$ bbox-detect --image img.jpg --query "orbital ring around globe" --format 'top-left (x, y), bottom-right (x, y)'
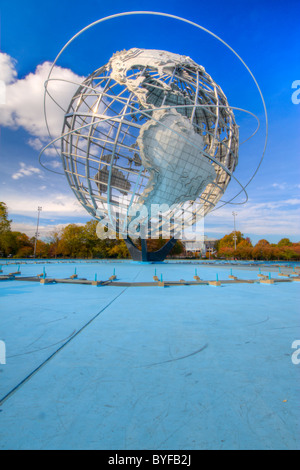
top-left (40, 103), bottom-right (259, 195)
top-left (39, 11), bottom-right (268, 234)
top-left (42, 77), bottom-right (261, 149)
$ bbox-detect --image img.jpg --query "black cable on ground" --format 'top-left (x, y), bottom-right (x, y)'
top-left (0, 286), bottom-right (128, 407)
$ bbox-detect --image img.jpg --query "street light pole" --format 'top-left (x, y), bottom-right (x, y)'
top-left (34, 207), bottom-right (42, 259)
top-left (232, 211), bottom-right (238, 250)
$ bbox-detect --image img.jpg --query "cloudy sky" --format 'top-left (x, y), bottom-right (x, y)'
top-left (0, 0), bottom-right (299, 244)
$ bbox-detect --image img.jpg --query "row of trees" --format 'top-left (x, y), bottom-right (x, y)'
top-left (0, 202), bottom-right (184, 259)
top-left (1, 202), bottom-right (299, 260)
top-left (214, 231), bottom-right (300, 261)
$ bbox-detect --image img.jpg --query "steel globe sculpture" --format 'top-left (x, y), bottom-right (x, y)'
top-left (59, 48), bottom-right (239, 260)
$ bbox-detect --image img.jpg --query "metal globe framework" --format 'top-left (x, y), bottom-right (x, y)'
top-left (61, 49), bottom-right (239, 237)
top-left (39, 12), bottom-right (268, 261)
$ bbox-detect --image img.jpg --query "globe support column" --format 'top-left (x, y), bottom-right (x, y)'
top-left (124, 237), bottom-right (177, 262)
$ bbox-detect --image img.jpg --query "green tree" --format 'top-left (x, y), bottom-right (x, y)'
top-left (84, 220), bottom-right (121, 258)
top-left (108, 240), bottom-right (130, 259)
top-left (0, 202), bottom-right (11, 234)
top-left (0, 231), bottom-right (33, 258)
top-left (218, 231), bottom-right (245, 250)
top-left (0, 231), bottom-right (17, 257)
top-left (0, 202), bottom-right (12, 256)
top-left (57, 224), bottom-right (87, 258)
top-left (277, 238), bottom-right (293, 247)
top-left (278, 246), bottom-right (297, 260)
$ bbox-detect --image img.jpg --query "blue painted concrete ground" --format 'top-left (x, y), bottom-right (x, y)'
top-left (0, 261), bottom-right (299, 450)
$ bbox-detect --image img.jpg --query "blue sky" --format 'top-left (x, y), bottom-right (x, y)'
top-left (0, 0), bottom-right (299, 244)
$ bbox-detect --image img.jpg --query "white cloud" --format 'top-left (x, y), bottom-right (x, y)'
top-left (272, 182), bottom-right (287, 190)
top-left (5, 192), bottom-right (88, 218)
top-left (0, 53), bottom-right (17, 84)
top-left (205, 198), bottom-right (300, 238)
top-left (27, 137), bottom-right (57, 156)
top-left (282, 198), bottom-right (300, 205)
top-left (48, 160), bottom-right (62, 169)
top-left (12, 162), bottom-right (43, 180)
top-left (0, 81), bottom-right (5, 105)
top-left (257, 182), bottom-right (300, 193)
top-left (0, 53), bottom-right (85, 147)
top-left (10, 222), bottom-right (85, 238)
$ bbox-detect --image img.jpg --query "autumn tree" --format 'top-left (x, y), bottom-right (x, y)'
top-left (47, 230), bottom-right (61, 259)
top-left (252, 239), bottom-right (276, 260)
top-left (0, 202), bottom-right (11, 234)
top-left (217, 246), bottom-right (235, 259)
top-left (292, 244), bottom-right (300, 260)
top-left (217, 231), bottom-right (245, 250)
top-left (108, 239), bottom-right (130, 258)
top-left (235, 239), bottom-right (253, 260)
top-left (0, 202), bottom-right (12, 256)
top-left (278, 245), bottom-right (297, 260)
top-left (0, 231), bottom-right (17, 257)
top-left (57, 224), bottom-right (87, 258)
top-left (83, 220), bottom-right (112, 258)
top-left (277, 238), bottom-right (293, 247)
top-left (0, 231), bottom-right (34, 258)
top-left (33, 239), bottom-right (49, 258)
top-left (216, 231), bottom-right (248, 258)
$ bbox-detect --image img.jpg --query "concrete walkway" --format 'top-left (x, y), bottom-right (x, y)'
top-left (0, 261), bottom-right (299, 449)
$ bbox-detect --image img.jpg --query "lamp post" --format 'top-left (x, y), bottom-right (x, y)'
top-left (232, 211), bottom-right (238, 250)
top-left (208, 247), bottom-right (214, 260)
top-left (34, 207), bottom-right (42, 258)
